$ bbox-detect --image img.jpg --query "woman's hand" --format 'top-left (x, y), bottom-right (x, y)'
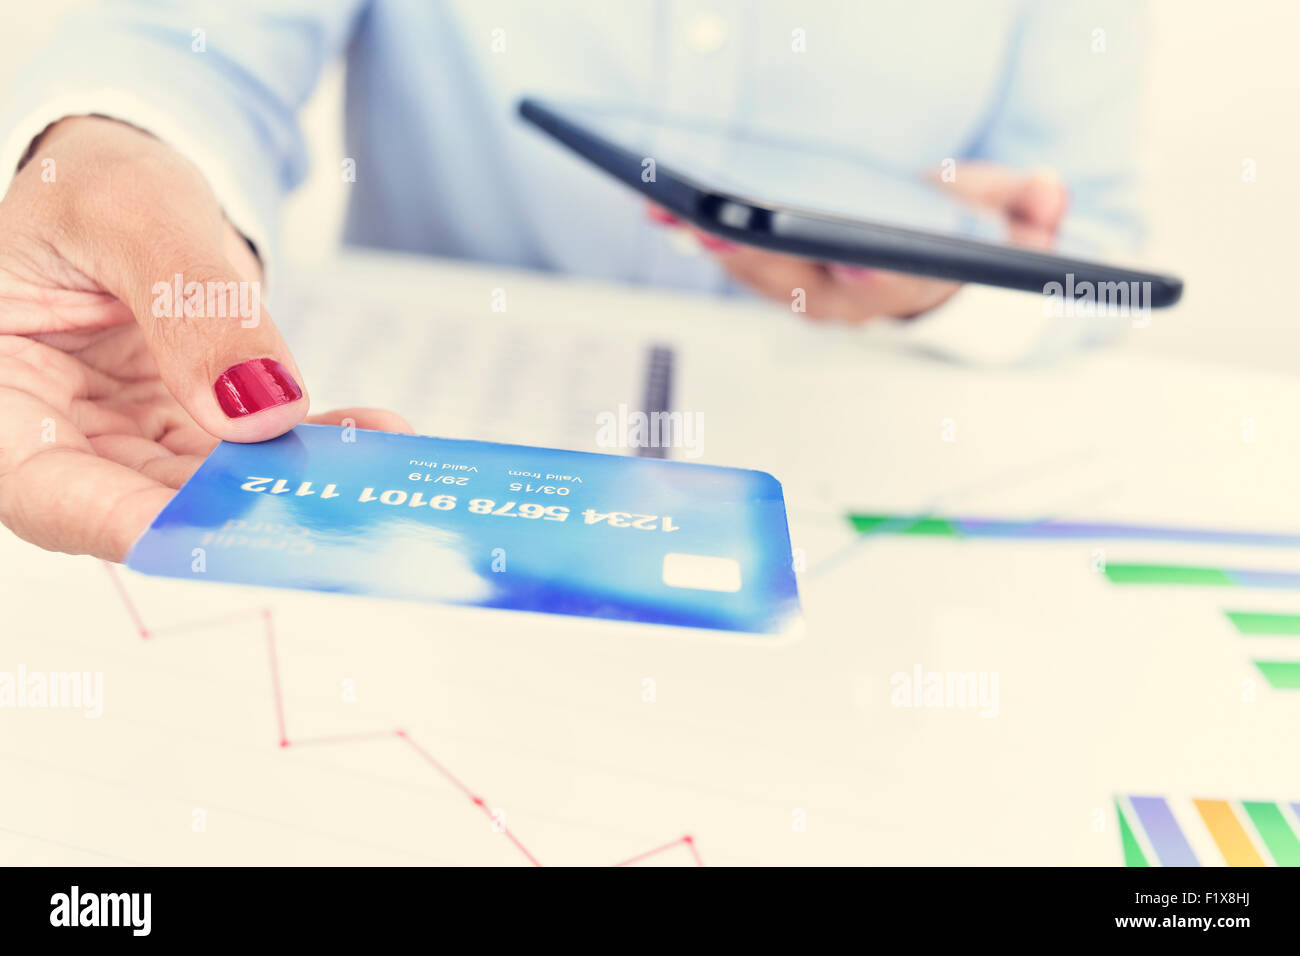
top-left (0, 116), bottom-right (410, 561)
top-left (653, 162), bottom-right (1068, 322)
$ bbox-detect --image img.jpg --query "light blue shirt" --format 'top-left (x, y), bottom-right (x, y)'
top-left (4, 0), bottom-right (1144, 304)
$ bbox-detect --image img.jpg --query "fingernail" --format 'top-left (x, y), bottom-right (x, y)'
top-left (214, 358), bottom-right (302, 418)
top-left (646, 205), bottom-right (681, 225)
top-left (697, 233), bottom-right (738, 252)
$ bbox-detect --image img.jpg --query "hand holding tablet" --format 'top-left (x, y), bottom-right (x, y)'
top-left (519, 97), bottom-right (1182, 312)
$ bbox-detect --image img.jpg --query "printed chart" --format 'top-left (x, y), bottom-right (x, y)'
top-left (1117, 795), bottom-right (1300, 867)
top-left (843, 511), bottom-right (1300, 693)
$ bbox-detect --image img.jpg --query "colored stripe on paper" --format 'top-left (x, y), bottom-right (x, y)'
top-left (1254, 661), bottom-right (1300, 690)
top-left (1243, 802), bottom-right (1300, 866)
top-left (848, 514), bottom-right (958, 536)
top-left (846, 513), bottom-right (1300, 547)
top-left (1193, 800), bottom-right (1265, 867)
top-left (1121, 795), bottom-right (1300, 867)
top-left (1104, 564), bottom-right (1232, 586)
top-left (1104, 564), bottom-right (1300, 589)
top-left (1116, 800), bottom-right (1149, 867)
top-left (1226, 611), bottom-right (1300, 635)
top-left (1129, 796), bottom-right (1199, 867)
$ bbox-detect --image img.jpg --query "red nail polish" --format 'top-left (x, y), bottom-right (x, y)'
top-left (698, 234), bottom-right (738, 252)
top-left (214, 358), bottom-right (302, 418)
top-left (646, 206), bottom-right (681, 225)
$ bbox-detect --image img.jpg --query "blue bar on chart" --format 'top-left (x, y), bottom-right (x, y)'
top-left (1128, 796), bottom-right (1200, 866)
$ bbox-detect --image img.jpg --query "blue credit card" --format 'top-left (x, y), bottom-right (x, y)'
top-left (127, 425), bottom-right (801, 634)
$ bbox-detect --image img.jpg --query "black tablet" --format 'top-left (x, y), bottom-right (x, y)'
top-left (518, 97), bottom-right (1182, 308)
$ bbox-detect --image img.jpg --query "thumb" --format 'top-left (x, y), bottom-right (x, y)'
top-left (121, 244), bottom-right (309, 444)
top-left (16, 116), bottom-right (309, 443)
top-left (1003, 170), bottom-right (1068, 249)
top-left (938, 162), bottom-right (1069, 230)
top-left (1007, 168), bottom-right (1068, 231)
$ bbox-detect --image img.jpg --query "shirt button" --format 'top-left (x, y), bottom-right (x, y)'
top-left (687, 14), bottom-right (727, 53)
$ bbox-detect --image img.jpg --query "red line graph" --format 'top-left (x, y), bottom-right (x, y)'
top-left (102, 563), bottom-right (703, 867)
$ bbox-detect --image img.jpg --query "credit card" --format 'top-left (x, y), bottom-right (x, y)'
top-left (127, 425), bottom-right (801, 634)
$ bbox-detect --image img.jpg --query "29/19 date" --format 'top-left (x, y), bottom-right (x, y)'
top-left (354, 490), bottom-right (678, 531)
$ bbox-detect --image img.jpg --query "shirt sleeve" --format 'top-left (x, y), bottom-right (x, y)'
top-left (0, 0), bottom-right (367, 292)
top-left (890, 0), bottom-right (1150, 365)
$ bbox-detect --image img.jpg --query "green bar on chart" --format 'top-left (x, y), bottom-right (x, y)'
top-left (1104, 564), bottom-right (1233, 586)
top-left (1241, 802), bottom-right (1300, 866)
top-left (1225, 611), bottom-right (1300, 635)
top-left (1254, 661), bottom-right (1300, 690)
top-left (848, 514), bottom-right (959, 536)
top-left (1116, 801), bottom-right (1149, 867)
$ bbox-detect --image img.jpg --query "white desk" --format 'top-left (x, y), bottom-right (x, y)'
top-left (2, 252), bottom-right (1297, 865)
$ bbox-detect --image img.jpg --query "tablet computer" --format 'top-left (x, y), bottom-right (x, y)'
top-left (518, 97), bottom-right (1182, 308)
